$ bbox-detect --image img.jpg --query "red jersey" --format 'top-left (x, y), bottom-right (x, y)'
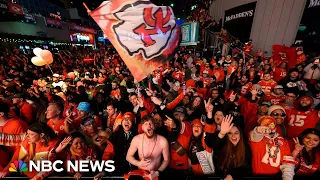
top-left (47, 119), bottom-right (66, 138)
top-left (273, 68), bottom-right (287, 82)
top-left (250, 136), bottom-right (294, 175)
top-left (243, 43), bottom-right (253, 55)
top-left (240, 82), bottom-right (253, 96)
top-left (169, 121), bottom-right (192, 170)
top-left (172, 71), bottom-right (183, 81)
top-left (264, 93), bottom-right (286, 105)
top-left (295, 151), bottom-right (320, 175)
top-left (285, 109), bottom-right (320, 139)
top-left (258, 80), bottom-right (277, 96)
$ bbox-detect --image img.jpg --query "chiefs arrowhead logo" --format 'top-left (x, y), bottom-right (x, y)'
top-left (112, 1), bottom-right (177, 60)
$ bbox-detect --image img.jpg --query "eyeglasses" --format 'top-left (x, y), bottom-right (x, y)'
top-left (271, 112), bottom-right (286, 117)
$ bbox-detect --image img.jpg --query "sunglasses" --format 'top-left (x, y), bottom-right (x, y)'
top-left (271, 112), bottom-right (286, 117)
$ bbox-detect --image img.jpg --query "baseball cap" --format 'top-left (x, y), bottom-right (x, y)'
top-left (12, 93), bottom-right (24, 99)
top-left (77, 102), bottom-right (91, 113)
top-left (123, 112), bottom-right (135, 123)
top-left (274, 85), bottom-right (283, 89)
top-left (53, 74), bottom-right (60, 78)
top-left (174, 107), bottom-right (186, 115)
top-left (261, 101), bottom-right (272, 107)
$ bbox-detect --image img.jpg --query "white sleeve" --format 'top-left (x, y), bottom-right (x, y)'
top-left (249, 127), bottom-right (264, 142)
top-left (280, 163), bottom-right (295, 180)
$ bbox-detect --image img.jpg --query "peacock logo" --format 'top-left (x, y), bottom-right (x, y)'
top-left (9, 160), bottom-right (28, 172)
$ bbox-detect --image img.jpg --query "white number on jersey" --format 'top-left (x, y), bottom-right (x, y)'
top-left (288, 115), bottom-right (306, 127)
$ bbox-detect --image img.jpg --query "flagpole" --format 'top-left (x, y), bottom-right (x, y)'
top-left (47, 64), bottom-right (54, 74)
top-left (83, 2), bottom-right (91, 12)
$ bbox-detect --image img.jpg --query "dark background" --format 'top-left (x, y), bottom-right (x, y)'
top-left (296, 0), bottom-right (320, 53)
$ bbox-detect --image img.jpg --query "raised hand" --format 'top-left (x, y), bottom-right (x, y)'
top-left (164, 115), bottom-right (176, 128)
top-left (293, 137), bottom-right (304, 152)
top-left (229, 92), bottom-right (237, 102)
top-left (151, 97), bottom-right (162, 106)
top-left (250, 86), bottom-right (258, 96)
top-left (56, 136), bottom-right (72, 153)
top-left (256, 126), bottom-right (271, 135)
top-left (204, 98), bottom-right (213, 113)
top-left (137, 97), bottom-right (144, 107)
top-left (220, 115), bottom-right (234, 135)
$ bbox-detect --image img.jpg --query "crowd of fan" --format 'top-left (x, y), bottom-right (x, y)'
top-left (0, 40), bottom-right (319, 180)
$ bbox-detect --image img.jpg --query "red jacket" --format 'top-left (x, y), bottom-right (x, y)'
top-left (169, 121), bottom-right (192, 170)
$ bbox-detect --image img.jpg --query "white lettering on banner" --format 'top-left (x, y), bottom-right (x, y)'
top-left (29, 160), bottom-right (115, 173)
top-left (309, 0), bottom-right (320, 8)
top-left (225, 10), bottom-right (254, 22)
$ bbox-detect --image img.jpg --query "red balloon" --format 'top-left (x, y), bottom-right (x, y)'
top-left (67, 72), bottom-right (76, 80)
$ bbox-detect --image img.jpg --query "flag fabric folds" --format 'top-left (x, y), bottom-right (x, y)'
top-left (88, 0), bottom-right (181, 82)
top-left (272, 45), bottom-right (297, 68)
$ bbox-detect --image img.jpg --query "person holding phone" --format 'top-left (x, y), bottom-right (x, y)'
top-left (303, 58), bottom-right (320, 95)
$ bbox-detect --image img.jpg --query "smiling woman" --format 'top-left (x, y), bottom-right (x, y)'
top-left (205, 115), bottom-right (252, 179)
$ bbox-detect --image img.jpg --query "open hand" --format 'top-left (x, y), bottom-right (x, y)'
top-left (220, 115), bottom-right (234, 135)
top-left (229, 91), bottom-right (237, 102)
top-left (56, 136), bottom-right (72, 153)
top-left (250, 86), bottom-right (258, 96)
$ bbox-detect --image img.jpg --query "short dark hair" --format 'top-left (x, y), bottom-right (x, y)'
top-left (107, 101), bottom-right (118, 110)
top-left (140, 115), bottom-right (154, 125)
top-left (129, 92), bottom-right (137, 98)
top-left (0, 100), bottom-right (10, 116)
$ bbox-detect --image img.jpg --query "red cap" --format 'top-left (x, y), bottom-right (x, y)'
top-left (191, 119), bottom-right (203, 126)
top-left (123, 112), bottom-right (135, 123)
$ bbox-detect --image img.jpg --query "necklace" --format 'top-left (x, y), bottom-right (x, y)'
top-left (266, 138), bottom-right (280, 159)
top-left (142, 134), bottom-right (157, 160)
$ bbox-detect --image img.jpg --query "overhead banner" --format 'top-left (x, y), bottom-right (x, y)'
top-left (69, 23), bottom-right (97, 34)
top-left (45, 17), bottom-right (62, 28)
top-left (180, 22), bottom-right (199, 46)
top-left (224, 2), bottom-right (256, 42)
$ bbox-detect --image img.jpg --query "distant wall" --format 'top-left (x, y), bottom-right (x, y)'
top-left (209, 0), bottom-right (307, 55)
top-left (0, 16), bottom-right (70, 41)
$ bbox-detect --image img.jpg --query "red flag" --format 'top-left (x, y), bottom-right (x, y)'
top-left (8, 3), bottom-right (24, 15)
top-left (88, 0), bottom-right (180, 82)
top-left (272, 45), bottom-right (297, 68)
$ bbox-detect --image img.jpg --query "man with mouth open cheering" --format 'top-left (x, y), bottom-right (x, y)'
top-left (126, 115), bottom-right (170, 180)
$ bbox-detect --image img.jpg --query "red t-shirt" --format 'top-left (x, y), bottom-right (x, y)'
top-left (47, 119), bottom-right (66, 138)
top-left (273, 68), bottom-right (287, 82)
